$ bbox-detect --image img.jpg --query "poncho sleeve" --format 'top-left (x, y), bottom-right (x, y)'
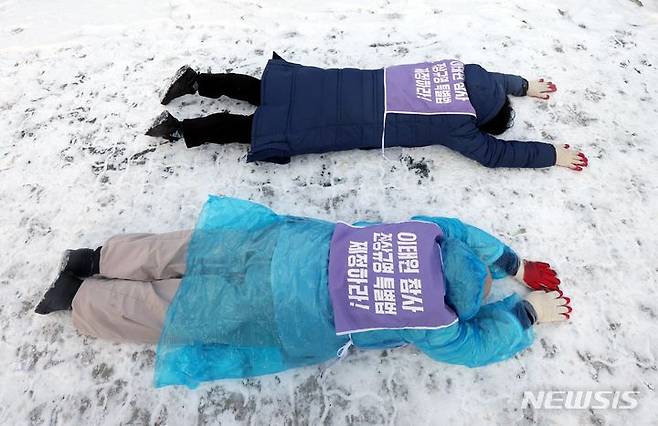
top-left (410, 293), bottom-right (534, 367)
top-left (411, 216), bottom-right (516, 278)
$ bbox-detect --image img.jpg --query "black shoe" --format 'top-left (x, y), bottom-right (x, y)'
top-left (60, 248), bottom-right (100, 278)
top-left (160, 65), bottom-right (198, 105)
top-left (34, 272), bottom-right (83, 315)
top-left (145, 111), bottom-right (182, 141)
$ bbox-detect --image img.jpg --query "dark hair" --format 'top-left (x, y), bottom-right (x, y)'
top-left (479, 96), bottom-right (514, 135)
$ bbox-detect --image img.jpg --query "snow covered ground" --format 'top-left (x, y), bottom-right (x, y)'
top-left (1, 0), bottom-right (657, 424)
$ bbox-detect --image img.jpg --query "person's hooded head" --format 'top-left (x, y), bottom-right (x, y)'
top-left (466, 65), bottom-right (515, 136)
top-left (441, 238), bottom-right (492, 320)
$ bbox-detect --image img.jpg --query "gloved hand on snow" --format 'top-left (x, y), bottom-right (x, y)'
top-left (527, 78), bottom-right (557, 99)
top-left (525, 290), bottom-right (572, 323)
top-left (554, 144), bottom-right (588, 171)
top-left (515, 260), bottom-right (561, 290)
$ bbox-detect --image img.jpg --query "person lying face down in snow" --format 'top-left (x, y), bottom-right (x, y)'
top-left (146, 53), bottom-right (588, 170)
top-left (35, 196), bottom-right (572, 388)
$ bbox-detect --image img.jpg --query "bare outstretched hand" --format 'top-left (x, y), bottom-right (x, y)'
top-left (554, 144), bottom-right (588, 171)
top-left (527, 78), bottom-right (557, 99)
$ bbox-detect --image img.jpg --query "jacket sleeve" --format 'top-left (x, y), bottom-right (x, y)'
top-left (445, 123), bottom-right (557, 168)
top-left (410, 294), bottom-right (534, 367)
top-left (489, 72), bottom-right (528, 97)
top-left (410, 216), bottom-right (517, 278)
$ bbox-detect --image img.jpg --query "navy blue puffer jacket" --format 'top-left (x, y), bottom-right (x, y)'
top-left (249, 56), bottom-right (556, 168)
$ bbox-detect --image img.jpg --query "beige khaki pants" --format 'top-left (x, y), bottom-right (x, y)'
top-left (71, 231), bottom-right (192, 344)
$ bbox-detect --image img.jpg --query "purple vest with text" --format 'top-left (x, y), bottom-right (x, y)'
top-left (328, 221), bottom-right (458, 335)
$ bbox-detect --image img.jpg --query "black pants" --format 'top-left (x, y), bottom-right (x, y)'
top-left (181, 73), bottom-right (260, 148)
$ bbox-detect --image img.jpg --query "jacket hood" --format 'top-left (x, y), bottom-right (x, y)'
top-left (465, 64), bottom-right (506, 126)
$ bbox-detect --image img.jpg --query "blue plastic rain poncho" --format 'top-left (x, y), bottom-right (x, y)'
top-left (155, 197), bottom-right (534, 388)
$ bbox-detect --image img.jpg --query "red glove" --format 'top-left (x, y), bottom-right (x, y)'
top-left (517, 260), bottom-right (561, 291)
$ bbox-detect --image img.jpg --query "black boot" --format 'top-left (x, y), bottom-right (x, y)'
top-left (145, 111), bottom-right (183, 141)
top-left (34, 272), bottom-right (83, 314)
top-left (60, 248), bottom-right (101, 278)
top-left (160, 65), bottom-right (198, 105)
